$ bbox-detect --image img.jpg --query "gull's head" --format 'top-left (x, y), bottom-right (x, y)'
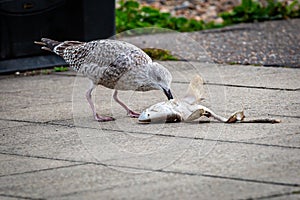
top-left (147, 62), bottom-right (173, 100)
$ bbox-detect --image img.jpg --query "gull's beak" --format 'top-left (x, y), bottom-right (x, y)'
top-left (163, 88), bottom-right (173, 100)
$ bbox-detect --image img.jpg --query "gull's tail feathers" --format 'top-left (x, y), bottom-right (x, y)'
top-left (34, 38), bottom-right (83, 57)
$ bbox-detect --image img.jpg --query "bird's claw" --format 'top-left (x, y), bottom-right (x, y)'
top-left (127, 110), bottom-right (140, 118)
top-left (94, 113), bottom-right (115, 122)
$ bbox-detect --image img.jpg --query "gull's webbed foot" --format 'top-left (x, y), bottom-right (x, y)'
top-left (94, 113), bottom-right (115, 122)
top-left (127, 110), bottom-right (140, 118)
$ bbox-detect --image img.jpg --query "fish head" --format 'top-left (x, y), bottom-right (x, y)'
top-left (138, 100), bottom-right (182, 123)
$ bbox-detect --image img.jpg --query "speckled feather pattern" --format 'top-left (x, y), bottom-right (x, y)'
top-left (54, 39), bottom-right (153, 89)
top-left (37, 38), bottom-right (173, 120)
top-left (55, 41), bottom-right (98, 72)
top-left (39, 38), bottom-right (172, 94)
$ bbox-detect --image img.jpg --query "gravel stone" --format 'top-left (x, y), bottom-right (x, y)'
top-left (188, 19), bottom-right (300, 67)
top-left (132, 0), bottom-right (295, 23)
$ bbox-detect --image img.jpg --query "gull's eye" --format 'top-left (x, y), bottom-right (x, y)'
top-left (147, 113), bottom-right (150, 117)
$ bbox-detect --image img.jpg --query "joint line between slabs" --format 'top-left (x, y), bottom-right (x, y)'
top-left (1, 118), bottom-right (299, 150)
top-left (0, 193), bottom-right (44, 200)
top-left (0, 163), bottom-right (87, 178)
top-left (238, 190), bottom-right (300, 200)
top-left (0, 152), bottom-right (84, 164)
top-left (1, 152), bottom-right (299, 188)
top-left (173, 81), bottom-right (299, 91)
top-left (0, 118), bottom-right (74, 128)
top-left (47, 120), bottom-right (300, 150)
top-left (156, 169), bottom-right (300, 188)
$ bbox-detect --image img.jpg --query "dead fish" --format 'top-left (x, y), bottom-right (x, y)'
top-left (138, 75), bottom-right (280, 124)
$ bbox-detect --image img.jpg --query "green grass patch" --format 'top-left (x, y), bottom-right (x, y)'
top-left (142, 48), bottom-right (178, 61)
top-left (14, 66), bottom-right (69, 76)
top-left (116, 0), bottom-right (223, 33)
top-left (116, 0), bottom-right (300, 33)
top-left (53, 66), bottom-right (69, 72)
top-left (220, 0), bottom-right (300, 25)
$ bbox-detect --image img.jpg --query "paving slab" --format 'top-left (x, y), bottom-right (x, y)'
top-left (0, 163), bottom-right (296, 200)
top-left (0, 124), bottom-right (96, 162)
top-left (160, 61), bottom-right (300, 90)
top-left (0, 74), bottom-right (74, 97)
top-left (0, 164), bottom-right (167, 199)
top-left (269, 193), bottom-right (300, 200)
top-left (74, 117), bottom-right (299, 149)
top-left (251, 133), bottom-right (300, 148)
top-left (0, 120), bottom-right (29, 130)
top-left (164, 141), bottom-right (300, 185)
top-left (0, 154), bottom-right (76, 177)
top-left (0, 74), bottom-right (75, 122)
top-left (70, 80), bottom-right (299, 152)
top-left (51, 173), bottom-right (296, 200)
top-left (75, 126), bottom-right (300, 184)
top-left (0, 56), bottom-right (299, 199)
top-left (0, 196), bottom-right (20, 200)
top-left (0, 102), bottom-right (74, 123)
top-left (121, 19), bottom-right (300, 67)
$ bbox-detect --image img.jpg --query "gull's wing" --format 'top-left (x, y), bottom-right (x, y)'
top-left (102, 49), bottom-right (151, 82)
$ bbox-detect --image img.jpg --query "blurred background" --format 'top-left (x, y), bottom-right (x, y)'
top-left (0, 0), bottom-right (115, 73)
top-left (0, 0), bottom-right (299, 73)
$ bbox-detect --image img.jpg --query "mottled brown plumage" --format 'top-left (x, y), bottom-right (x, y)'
top-left (36, 38), bottom-right (173, 121)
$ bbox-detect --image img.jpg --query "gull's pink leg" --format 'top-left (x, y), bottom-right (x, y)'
top-left (113, 90), bottom-right (140, 118)
top-left (86, 83), bottom-right (114, 122)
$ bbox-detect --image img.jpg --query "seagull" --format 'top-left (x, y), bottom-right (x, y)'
top-left (35, 38), bottom-right (173, 122)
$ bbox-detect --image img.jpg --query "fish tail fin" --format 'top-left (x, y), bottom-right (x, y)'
top-left (183, 75), bottom-right (205, 104)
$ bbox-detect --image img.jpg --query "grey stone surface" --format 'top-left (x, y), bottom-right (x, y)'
top-left (0, 196), bottom-right (20, 200)
top-left (52, 174), bottom-right (295, 200)
top-left (0, 124), bottom-right (96, 162)
top-left (269, 194), bottom-right (300, 200)
top-left (0, 163), bottom-right (295, 200)
top-left (0, 154), bottom-right (76, 177)
top-left (0, 74), bottom-right (75, 122)
top-left (160, 61), bottom-right (300, 90)
top-left (166, 142), bottom-right (300, 184)
top-left (121, 19), bottom-right (300, 67)
top-left (0, 120), bottom-right (28, 130)
top-left (0, 52), bottom-right (299, 199)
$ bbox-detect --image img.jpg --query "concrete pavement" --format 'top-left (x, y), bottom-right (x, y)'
top-left (0, 60), bottom-right (299, 199)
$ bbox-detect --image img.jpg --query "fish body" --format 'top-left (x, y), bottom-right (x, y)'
top-left (138, 99), bottom-right (244, 123)
top-left (138, 75), bottom-right (245, 123)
